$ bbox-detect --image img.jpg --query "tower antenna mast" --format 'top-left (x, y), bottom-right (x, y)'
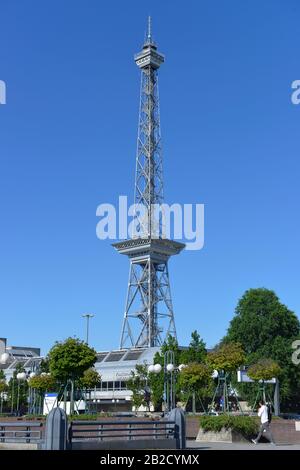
top-left (113, 18), bottom-right (185, 349)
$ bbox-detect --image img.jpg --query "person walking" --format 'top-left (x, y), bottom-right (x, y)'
top-left (252, 400), bottom-right (276, 445)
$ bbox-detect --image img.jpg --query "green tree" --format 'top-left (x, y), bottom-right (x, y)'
top-left (178, 362), bottom-right (213, 412)
top-left (127, 364), bottom-right (148, 411)
top-left (0, 375), bottom-right (8, 396)
top-left (28, 374), bottom-right (57, 415)
top-left (179, 363), bottom-right (213, 394)
top-left (39, 358), bottom-right (50, 373)
top-left (28, 374), bottom-right (57, 393)
top-left (148, 364), bottom-right (164, 411)
top-left (47, 337), bottom-right (97, 414)
top-left (247, 359), bottom-right (281, 406)
top-left (223, 288), bottom-right (300, 410)
top-left (0, 380), bottom-right (7, 394)
top-left (180, 331), bottom-right (207, 364)
top-left (207, 342), bottom-right (245, 373)
top-left (247, 359), bottom-right (281, 382)
top-left (80, 368), bottom-right (101, 389)
top-left (48, 337), bottom-right (97, 383)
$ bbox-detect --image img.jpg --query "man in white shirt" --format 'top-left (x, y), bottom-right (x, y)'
top-left (252, 400), bottom-right (276, 445)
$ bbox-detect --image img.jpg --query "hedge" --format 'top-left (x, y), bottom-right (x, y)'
top-left (199, 415), bottom-right (259, 439)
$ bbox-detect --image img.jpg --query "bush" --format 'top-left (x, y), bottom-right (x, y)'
top-left (199, 415), bottom-right (259, 439)
top-left (68, 412), bottom-right (113, 420)
top-left (24, 414), bottom-right (45, 420)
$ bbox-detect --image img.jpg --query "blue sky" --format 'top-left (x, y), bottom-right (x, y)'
top-left (0, 0), bottom-right (299, 355)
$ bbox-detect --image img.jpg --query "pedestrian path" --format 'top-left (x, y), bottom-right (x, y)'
top-left (187, 440), bottom-right (300, 450)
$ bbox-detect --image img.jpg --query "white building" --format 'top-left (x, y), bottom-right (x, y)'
top-left (91, 347), bottom-right (160, 412)
top-left (1, 338), bottom-right (161, 412)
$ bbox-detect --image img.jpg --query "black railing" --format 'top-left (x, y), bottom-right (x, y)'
top-left (69, 420), bottom-right (176, 443)
top-left (0, 421), bottom-right (43, 443)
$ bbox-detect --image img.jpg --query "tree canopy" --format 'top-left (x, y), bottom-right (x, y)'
top-left (225, 288), bottom-right (299, 354)
top-left (80, 368), bottom-right (101, 389)
top-left (178, 362), bottom-right (213, 397)
top-left (142, 333), bottom-right (208, 410)
top-left (28, 374), bottom-right (56, 393)
top-left (48, 337), bottom-right (97, 383)
top-left (207, 342), bottom-right (245, 373)
top-left (223, 288), bottom-right (300, 409)
top-left (180, 330), bottom-right (207, 364)
top-left (127, 364), bottom-right (148, 410)
top-left (247, 359), bottom-right (281, 382)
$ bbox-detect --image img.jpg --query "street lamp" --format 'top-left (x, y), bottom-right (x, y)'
top-left (0, 352), bottom-right (10, 364)
top-left (82, 313), bottom-right (95, 344)
top-left (148, 353), bottom-right (186, 414)
top-left (148, 364), bottom-right (162, 374)
top-left (16, 372), bottom-right (27, 416)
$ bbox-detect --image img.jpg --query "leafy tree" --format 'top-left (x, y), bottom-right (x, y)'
top-left (39, 358), bottom-right (50, 373)
top-left (179, 362), bottom-right (213, 395)
top-left (27, 374), bottom-right (57, 415)
top-left (161, 335), bottom-right (182, 363)
top-left (247, 359), bottom-right (281, 382)
top-left (178, 362), bottom-right (213, 412)
top-left (48, 337), bottom-right (97, 383)
top-left (223, 288), bottom-right (300, 410)
top-left (207, 342), bottom-right (245, 373)
top-left (80, 368), bottom-right (101, 389)
top-left (180, 331), bottom-right (207, 364)
top-left (47, 337), bottom-right (97, 415)
top-left (0, 370), bottom-right (7, 395)
top-left (225, 289), bottom-right (299, 353)
top-left (0, 379), bottom-right (8, 394)
top-left (127, 364), bottom-right (148, 411)
top-left (247, 359), bottom-right (281, 406)
top-left (28, 374), bottom-right (57, 393)
top-left (148, 366), bottom-right (164, 411)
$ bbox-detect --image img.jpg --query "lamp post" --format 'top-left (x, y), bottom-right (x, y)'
top-left (149, 353), bottom-right (186, 414)
top-left (27, 371), bottom-right (36, 415)
top-left (0, 353), bottom-right (10, 414)
top-left (82, 313), bottom-right (95, 344)
top-left (16, 372), bottom-right (26, 416)
top-left (112, 398), bottom-right (119, 412)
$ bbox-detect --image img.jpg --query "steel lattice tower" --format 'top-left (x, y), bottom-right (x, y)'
top-left (113, 18), bottom-right (185, 349)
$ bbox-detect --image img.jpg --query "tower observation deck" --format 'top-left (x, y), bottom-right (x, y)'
top-left (113, 18), bottom-right (185, 349)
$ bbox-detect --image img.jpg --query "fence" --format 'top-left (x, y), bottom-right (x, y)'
top-left (0, 407), bottom-right (186, 450)
top-left (0, 421), bottom-right (43, 444)
top-left (68, 419), bottom-right (179, 450)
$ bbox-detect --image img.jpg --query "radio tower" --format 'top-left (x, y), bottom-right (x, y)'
top-left (113, 17), bottom-right (185, 349)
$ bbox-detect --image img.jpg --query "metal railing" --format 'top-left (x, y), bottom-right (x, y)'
top-left (69, 420), bottom-right (176, 443)
top-left (0, 421), bottom-right (43, 443)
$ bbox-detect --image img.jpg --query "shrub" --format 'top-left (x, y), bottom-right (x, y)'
top-left (69, 413), bottom-right (113, 420)
top-left (199, 415), bottom-right (259, 439)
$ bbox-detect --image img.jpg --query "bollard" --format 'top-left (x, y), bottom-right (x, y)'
top-left (167, 407), bottom-right (186, 449)
top-left (44, 407), bottom-right (68, 450)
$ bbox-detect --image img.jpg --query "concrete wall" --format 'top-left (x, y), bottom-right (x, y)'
top-left (196, 427), bottom-right (248, 443)
top-left (71, 439), bottom-right (177, 450)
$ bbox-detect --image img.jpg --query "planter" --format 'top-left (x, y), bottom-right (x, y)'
top-left (196, 426), bottom-right (248, 443)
